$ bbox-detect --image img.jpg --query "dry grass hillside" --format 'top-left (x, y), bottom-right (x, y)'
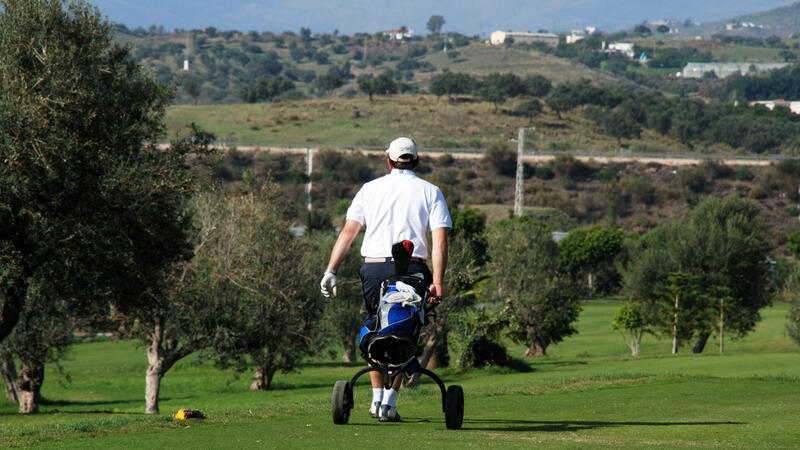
top-left (165, 95), bottom-right (691, 152)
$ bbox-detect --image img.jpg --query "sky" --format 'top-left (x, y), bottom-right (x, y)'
top-left (89, 0), bottom-right (798, 36)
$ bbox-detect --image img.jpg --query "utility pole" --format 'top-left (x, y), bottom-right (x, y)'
top-left (514, 127), bottom-right (533, 217)
top-left (719, 297), bottom-right (725, 354)
top-left (306, 148), bottom-right (314, 212)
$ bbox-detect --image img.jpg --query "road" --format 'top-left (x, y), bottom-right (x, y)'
top-left (201, 143), bottom-right (788, 167)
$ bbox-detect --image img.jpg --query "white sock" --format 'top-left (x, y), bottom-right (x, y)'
top-left (382, 388), bottom-right (398, 407)
top-left (372, 388), bottom-right (383, 404)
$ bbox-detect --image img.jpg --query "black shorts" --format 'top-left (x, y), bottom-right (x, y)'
top-left (358, 261), bottom-right (432, 315)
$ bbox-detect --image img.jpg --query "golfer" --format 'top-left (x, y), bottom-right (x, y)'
top-left (320, 136), bottom-right (452, 422)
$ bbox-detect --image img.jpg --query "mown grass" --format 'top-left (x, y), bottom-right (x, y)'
top-left (1, 302), bottom-right (798, 448)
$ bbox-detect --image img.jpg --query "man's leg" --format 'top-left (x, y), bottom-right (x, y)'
top-left (359, 261), bottom-right (396, 418)
top-left (378, 373), bottom-right (403, 422)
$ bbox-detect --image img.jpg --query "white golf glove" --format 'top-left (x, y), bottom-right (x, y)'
top-left (320, 269), bottom-right (338, 297)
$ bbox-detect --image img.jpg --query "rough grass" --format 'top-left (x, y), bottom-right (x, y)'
top-left (416, 45), bottom-right (626, 88)
top-left (1, 302), bottom-right (798, 448)
top-left (164, 95), bottom-right (686, 153)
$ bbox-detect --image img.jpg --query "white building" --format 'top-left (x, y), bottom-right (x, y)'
top-left (606, 42), bottom-right (635, 59)
top-left (566, 31), bottom-right (584, 44)
top-left (490, 30), bottom-right (559, 47)
top-left (750, 100), bottom-right (800, 115)
top-left (681, 62), bottom-right (789, 79)
top-left (382, 28), bottom-right (413, 40)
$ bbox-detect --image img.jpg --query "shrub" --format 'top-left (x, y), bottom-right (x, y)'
top-left (598, 169), bottom-right (618, 184)
top-left (559, 176), bottom-right (576, 190)
top-left (522, 162), bottom-right (535, 179)
top-left (526, 207), bottom-right (577, 231)
top-left (307, 210), bottom-right (333, 231)
top-left (787, 302), bottom-right (800, 347)
top-left (483, 140), bottom-right (516, 176)
top-left (438, 153), bottom-right (456, 165)
top-left (255, 152), bottom-right (289, 178)
top-left (621, 177), bottom-right (657, 206)
top-left (333, 199), bottom-right (352, 216)
top-left (582, 105), bottom-right (604, 124)
top-left (534, 166), bottom-right (554, 180)
top-left (678, 168), bottom-right (709, 194)
top-left (734, 166), bottom-right (754, 181)
top-left (750, 185), bottom-right (768, 199)
top-left (699, 159), bottom-right (733, 179)
top-left (436, 169), bottom-right (459, 186)
top-left (515, 98), bottom-right (542, 119)
top-left (553, 155), bottom-right (594, 181)
top-left (226, 147), bottom-right (253, 168)
top-left (777, 159), bottom-right (800, 177)
top-left (450, 308), bottom-right (508, 369)
top-left (460, 168), bottom-right (477, 180)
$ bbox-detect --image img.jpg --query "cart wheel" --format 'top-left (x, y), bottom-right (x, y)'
top-left (444, 385), bottom-right (464, 429)
top-left (332, 380), bottom-right (352, 424)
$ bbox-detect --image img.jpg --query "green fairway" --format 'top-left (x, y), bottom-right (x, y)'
top-left (2, 302), bottom-right (799, 448)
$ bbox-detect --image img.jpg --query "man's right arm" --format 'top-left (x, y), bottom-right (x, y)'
top-left (429, 227), bottom-right (448, 299)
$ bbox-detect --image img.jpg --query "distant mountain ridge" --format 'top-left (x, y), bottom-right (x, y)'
top-left (688, 1), bottom-right (800, 37)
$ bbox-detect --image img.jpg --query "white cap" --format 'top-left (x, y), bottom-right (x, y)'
top-left (385, 137), bottom-right (417, 162)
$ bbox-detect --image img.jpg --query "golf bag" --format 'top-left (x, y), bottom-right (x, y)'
top-left (357, 241), bottom-right (429, 370)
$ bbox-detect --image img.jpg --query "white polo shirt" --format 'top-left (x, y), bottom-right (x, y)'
top-left (346, 169), bottom-right (452, 259)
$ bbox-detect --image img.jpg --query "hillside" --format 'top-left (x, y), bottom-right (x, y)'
top-left (165, 96), bottom-right (659, 150)
top-left (690, 1), bottom-right (800, 37)
top-left (117, 26), bottom-right (628, 106)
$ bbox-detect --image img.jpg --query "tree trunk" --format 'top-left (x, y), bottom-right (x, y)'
top-left (16, 360), bottom-right (44, 414)
top-left (144, 316), bottom-right (200, 414)
top-left (407, 320), bottom-right (448, 388)
top-left (145, 361), bottom-right (163, 415)
top-left (719, 299), bottom-right (725, 354)
top-left (2, 355), bottom-right (20, 404)
top-left (0, 275), bottom-right (26, 343)
top-left (525, 341), bottom-right (546, 357)
top-left (341, 340), bottom-right (356, 363)
top-left (628, 330), bottom-right (642, 357)
top-left (524, 327), bottom-right (547, 357)
top-left (692, 332), bottom-right (710, 354)
top-left (428, 332), bottom-right (450, 369)
top-left (249, 365), bottom-right (276, 391)
top-left (672, 295), bottom-right (679, 355)
top-left (145, 317), bottom-right (168, 415)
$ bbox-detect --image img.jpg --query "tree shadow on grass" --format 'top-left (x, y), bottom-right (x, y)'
top-left (350, 418), bottom-right (744, 432)
top-left (40, 398), bottom-right (143, 407)
top-left (0, 396), bottom-right (192, 415)
top-left (302, 361), bottom-right (364, 369)
top-left (459, 418), bottom-right (745, 433)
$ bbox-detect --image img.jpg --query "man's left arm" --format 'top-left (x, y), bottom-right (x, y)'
top-left (429, 227), bottom-right (448, 299)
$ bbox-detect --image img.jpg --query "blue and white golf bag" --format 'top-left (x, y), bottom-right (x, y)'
top-left (358, 275), bottom-right (429, 369)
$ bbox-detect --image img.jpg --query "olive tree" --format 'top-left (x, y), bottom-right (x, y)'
top-left (612, 301), bottom-right (649, 356)
top-left (623, 196), bottom-right (775, 353)
top-left (488, 217), bottom-right (584, 356)
top-left (199, 186), bottom-right (324, 392)
top-left (1, 0), bottom-right (192, 349)
top-left (413, 208), bottom-right (489, 379)
top-left (310, 233), bottom-right (364, 363)
top-left (558, 226), bottom-right (624, 297)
